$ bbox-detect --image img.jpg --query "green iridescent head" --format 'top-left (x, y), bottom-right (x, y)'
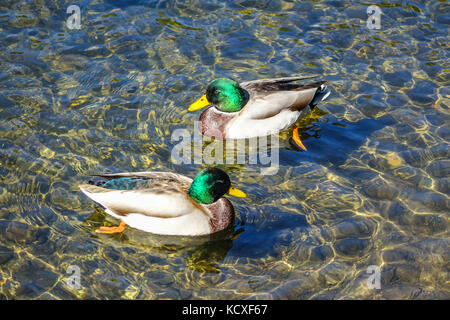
top-left (188, 78), bottom-right (249, 113)
top-left (188, 168), bottom-right (246, 204)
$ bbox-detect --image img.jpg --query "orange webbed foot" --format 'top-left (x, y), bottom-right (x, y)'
top-left (292, 125), bottom-right (307, 151)
top-left (95, 221), bottom-right (126, 234)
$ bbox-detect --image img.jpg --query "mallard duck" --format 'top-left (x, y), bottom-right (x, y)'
top-left (188, 76), bottom-right (330, 150)
top-left (79, 168), bottom-right (246, 236)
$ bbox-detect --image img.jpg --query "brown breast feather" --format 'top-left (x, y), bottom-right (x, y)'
top-left (202, 198), bottom-right (235, 233)
top-left (199, 107), bottom-right (237, 139)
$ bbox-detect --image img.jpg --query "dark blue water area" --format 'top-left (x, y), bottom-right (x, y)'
top-left (280, 115), bottom-right (396, 168)
top-left (230, 207), bottom-right (309, 259)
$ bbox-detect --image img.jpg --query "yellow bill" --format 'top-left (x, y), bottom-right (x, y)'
top-left (228, 186), bottom-right (246, 198)
top-left (188, 94), bottom-right (210, 111)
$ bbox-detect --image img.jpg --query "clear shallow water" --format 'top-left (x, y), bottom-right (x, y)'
top-left (0, 0), bottom-right (449, 299)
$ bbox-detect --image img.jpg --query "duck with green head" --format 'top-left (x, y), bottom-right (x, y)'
top-left (79, 168), bottom-right (246, 236)
top-left (188, 76), bottom-right (330, 150)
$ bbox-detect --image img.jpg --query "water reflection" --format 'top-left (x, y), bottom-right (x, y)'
top-left (84, 206), bottom-right (242, 274)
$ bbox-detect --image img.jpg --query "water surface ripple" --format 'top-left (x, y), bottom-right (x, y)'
top-left (0, 0), bottom-right (449, 299)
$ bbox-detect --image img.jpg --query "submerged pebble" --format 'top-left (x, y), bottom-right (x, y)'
top-left (426, 160), bottom-right (450, 178)
top-left (0, 221), bottom-right (39, 244)
top-left (362, 177), bottom-right (399, 200)
top-left (0, 246), bottom-right (14, 265)
top-left (335, 238), bottom-right (371, 257)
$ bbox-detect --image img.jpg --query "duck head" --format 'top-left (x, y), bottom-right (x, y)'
top-left (188, 78), bottom-right (249, 113)
top-left (188, 168), bottom-right (246, 204)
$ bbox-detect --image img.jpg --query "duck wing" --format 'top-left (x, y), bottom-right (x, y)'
top-left (90, 171), bottom-right (191, 188)
top-left (240, 75), bottom-right (319, 92)
top-left (79, 171), bottom-right (200, 218)
top-left (239, 77), bottom-right (330, 120)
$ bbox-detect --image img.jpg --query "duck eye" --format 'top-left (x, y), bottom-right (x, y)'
top-left (214, 90), bottom-right (220, 95)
